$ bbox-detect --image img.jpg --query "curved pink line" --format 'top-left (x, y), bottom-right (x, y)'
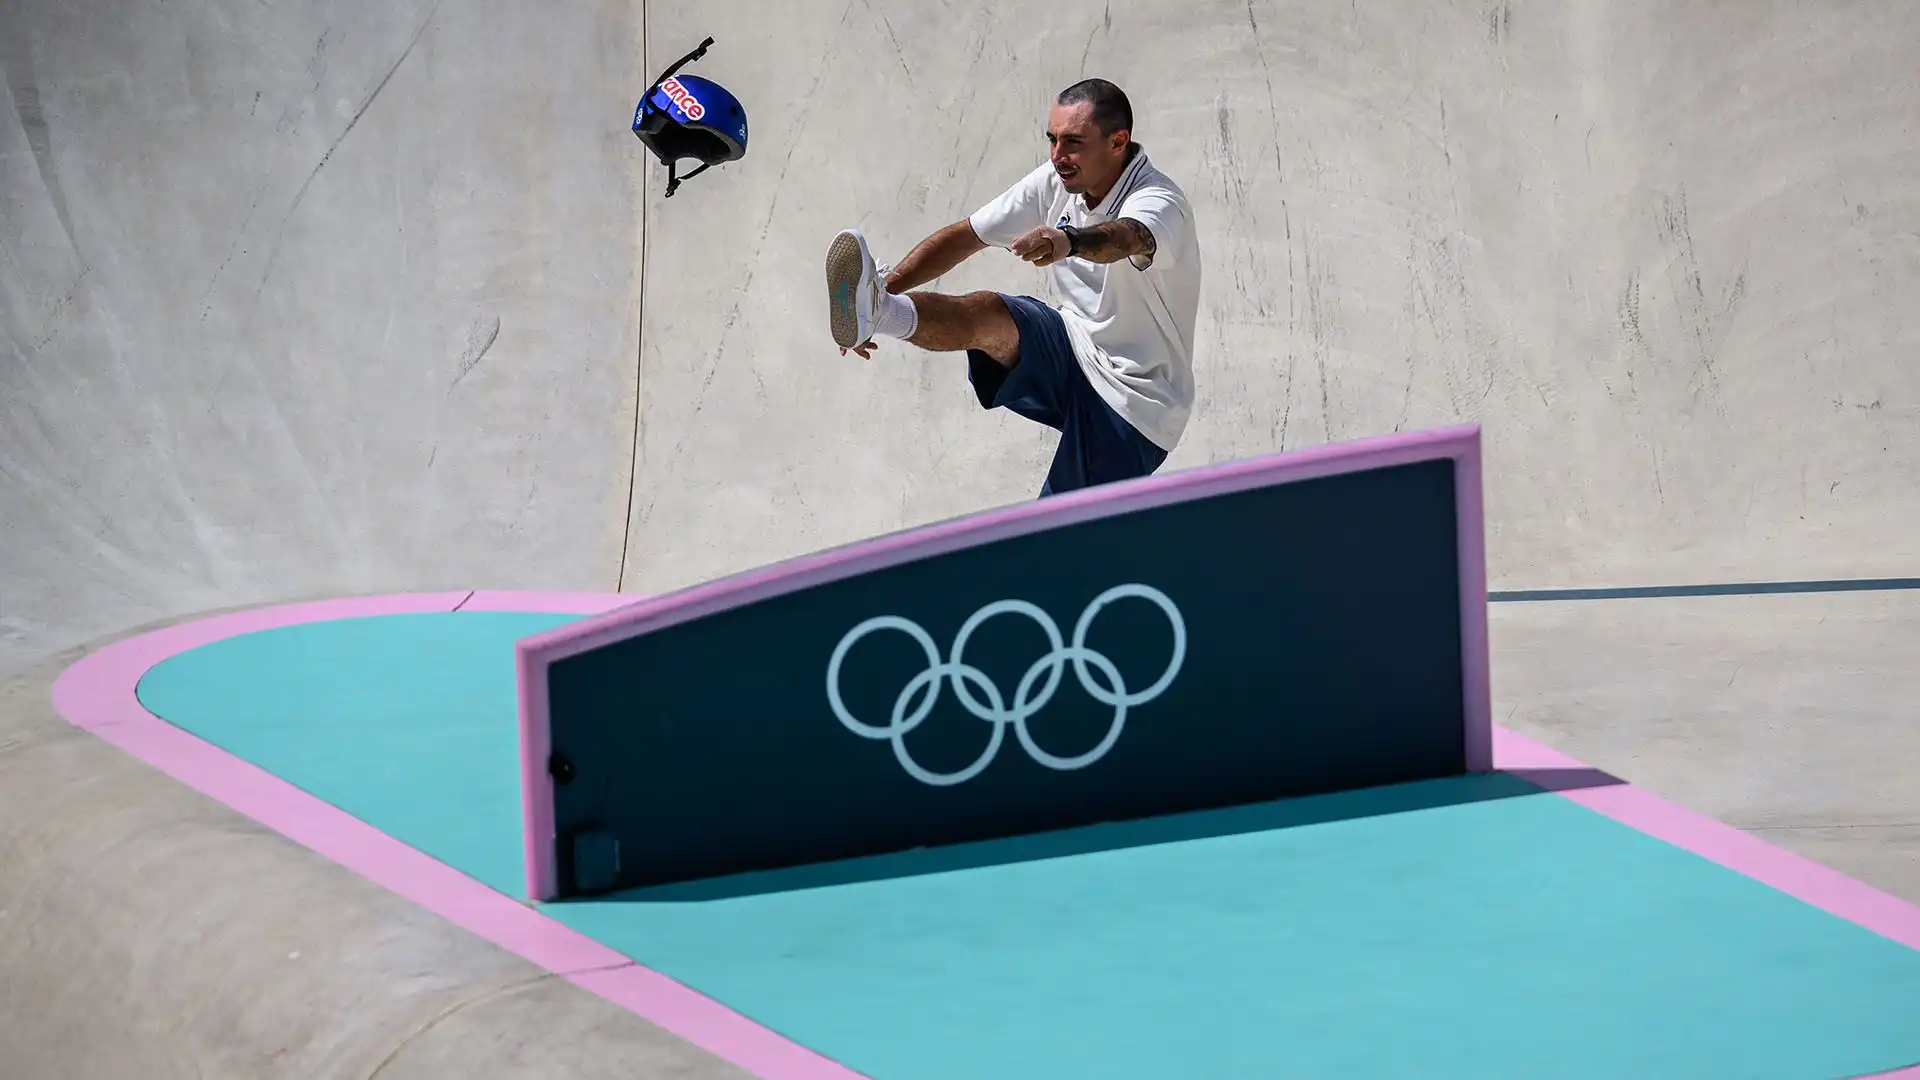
top-left (47, 589), bottom-right (869, 1080)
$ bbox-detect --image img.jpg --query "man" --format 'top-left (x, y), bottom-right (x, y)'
top-left (824, 78), bottom-right (1201, 496)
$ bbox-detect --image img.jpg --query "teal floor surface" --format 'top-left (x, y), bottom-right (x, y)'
top-left (136, 611), bottom-right (1920, 1079)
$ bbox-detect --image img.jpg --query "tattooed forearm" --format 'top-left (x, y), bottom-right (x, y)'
top-left (1070, 217), bottom-right (1158, 264)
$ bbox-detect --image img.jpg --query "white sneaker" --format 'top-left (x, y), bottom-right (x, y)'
top-left (825, 229), bottom-right (883, 349)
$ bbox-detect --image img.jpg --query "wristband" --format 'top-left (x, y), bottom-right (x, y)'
top-left (1059, 224), bottom-right (1084, 257)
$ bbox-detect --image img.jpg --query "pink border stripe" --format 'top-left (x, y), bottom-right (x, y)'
top-left (44, 590), bottom-right (1920, 1080)
top-left (48, 591), bottom-right (868, 1080)
top-left (515, 425), bottom-right (1493, 900)
top-left (54, 592), bottom-right (471, 728)
top-left (518, 642), bottom-right (555, 902)
top-left (1493, 727), bottom-right (1920, 954)
top-left (466, 589), bottom-right (641, 615)
top-left (1453, 440), bottom-right (1494, 772)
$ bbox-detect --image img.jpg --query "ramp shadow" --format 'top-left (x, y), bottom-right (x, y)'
top-left (580, 767), bottom-right (1621, 904)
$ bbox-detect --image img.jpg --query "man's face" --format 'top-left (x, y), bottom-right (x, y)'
top-left (1047, 100), bottom-right (1128, 200)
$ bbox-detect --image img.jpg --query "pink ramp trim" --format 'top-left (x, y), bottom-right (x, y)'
top-left (1493, 727), bottom-right (1920, 954)
top-left (464, 589), bottom-right (640, 614)
top-left (1452, 439), bottom-right (1493, 772)
top-left (48, 590), bottom-right (867, 1080)
top-left (515, 424), bottom-right (1495, 900)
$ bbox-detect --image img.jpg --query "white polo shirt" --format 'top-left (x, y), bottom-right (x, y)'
top-left (968, 145), bottom-right (1201, 452)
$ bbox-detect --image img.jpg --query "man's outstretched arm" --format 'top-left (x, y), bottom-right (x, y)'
top-left (1008, 218), bottom-right (1157, 268)
top-left (883, 220), bottom-right (989, 293)
top-left (1065, 218), bottom-right (1157, 264)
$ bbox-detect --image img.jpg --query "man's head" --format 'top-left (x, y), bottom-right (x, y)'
top-left (1048, 78), bottom-right (1134, 202)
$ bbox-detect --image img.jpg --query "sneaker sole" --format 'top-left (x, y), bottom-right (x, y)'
top-left (825, 231), bottom-right (870, 349)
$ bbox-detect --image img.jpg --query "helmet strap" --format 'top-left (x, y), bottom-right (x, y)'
top-left (664, 158), bottom-right (718, 198)
top-left (642, 36), bottom-right (715, 121)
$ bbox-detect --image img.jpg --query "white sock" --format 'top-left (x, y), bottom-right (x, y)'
top-left (875, 290), bottom-right (918, 340)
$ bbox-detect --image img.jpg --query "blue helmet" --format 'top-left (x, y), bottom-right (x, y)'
top-left (631, 38), bottom-right (748, 197)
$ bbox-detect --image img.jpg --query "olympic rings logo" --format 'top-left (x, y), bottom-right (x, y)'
top-left (825, 584), bottom-right (1187, 786)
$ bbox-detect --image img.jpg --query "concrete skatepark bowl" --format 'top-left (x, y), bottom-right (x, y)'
top-left (3, 1), bottom-right (1918, 1077)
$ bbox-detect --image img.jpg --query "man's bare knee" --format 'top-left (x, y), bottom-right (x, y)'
top-left (958, 291), bottom-right (1019, 367)
top-left (905, 290), bottom-right (1020, 364)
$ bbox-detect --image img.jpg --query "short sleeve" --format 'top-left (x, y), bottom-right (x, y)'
top-left (1115, 183), bottom-right (1192, 271)
top-left (968, 164), bottom-right (1054, 249)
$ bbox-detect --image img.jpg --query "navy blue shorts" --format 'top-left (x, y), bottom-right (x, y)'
top-left (966, 294), bottom-right (1169, 497)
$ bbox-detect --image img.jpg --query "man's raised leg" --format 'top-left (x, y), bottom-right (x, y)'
top-left (893, 291), bottom-right (1021, 366)
top-left (827, 229), bottom-right (1020, 365)
top-left (825, 226), bottom-right (1164, 499)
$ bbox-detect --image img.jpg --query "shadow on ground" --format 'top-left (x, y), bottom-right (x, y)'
top-left (560, 767), bottom-right (1621, 904)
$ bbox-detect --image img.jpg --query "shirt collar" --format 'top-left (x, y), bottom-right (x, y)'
top-left (1085, 142), bottom-right (1150, 216)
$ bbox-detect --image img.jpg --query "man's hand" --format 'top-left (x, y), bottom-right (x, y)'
top-left (1006, 219), bottom-right (1159, 267)
top-left (1010, 226), bottom-right (1070, 267)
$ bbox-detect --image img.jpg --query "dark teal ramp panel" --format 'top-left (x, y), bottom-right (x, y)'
top-left (516, 426), bottom-right (1492, 900)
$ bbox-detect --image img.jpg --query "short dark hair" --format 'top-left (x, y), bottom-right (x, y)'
top-left (1056, 78), bottom-right (1133, 137)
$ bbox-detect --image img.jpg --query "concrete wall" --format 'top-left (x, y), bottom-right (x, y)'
top-left (622, 0), bottom-right (1920, 598)
top-left (2, 0), bottom-right (645, 679)
top-left (6, 0), bottom-right (1916, 679)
